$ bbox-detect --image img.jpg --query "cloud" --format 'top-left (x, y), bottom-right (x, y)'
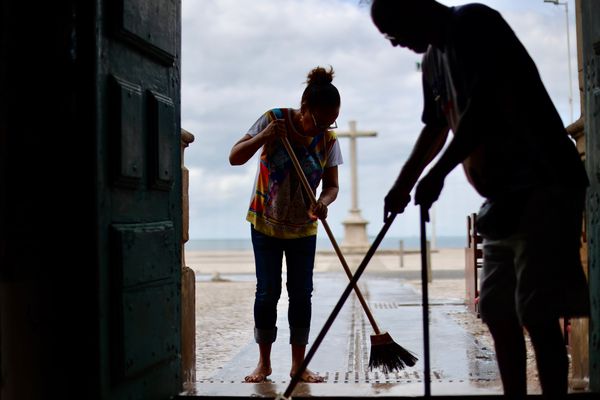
top-left (182, 0), bottom-right (577, 240)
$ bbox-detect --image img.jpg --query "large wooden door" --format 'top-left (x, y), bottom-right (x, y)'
top-left (97, 1), bottom-right (182, 398)
top-left (0, 1), bottom-right (182, 399)
top-left (582, 0), bottom-right (600, 392)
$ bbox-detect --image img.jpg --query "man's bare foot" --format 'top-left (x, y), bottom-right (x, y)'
top-left (244, 365), bottom-right (272, 383)
top-left (290, 368), bottom-right (324, 383)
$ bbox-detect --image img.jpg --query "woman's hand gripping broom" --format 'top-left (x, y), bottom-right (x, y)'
top-left (280, 135), bottom-right (417, 373)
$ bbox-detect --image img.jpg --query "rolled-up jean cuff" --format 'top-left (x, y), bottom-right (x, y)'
top-left (290, 327), bottom-right (310, 345)
top-left (254, 327), bottom-right (277, 344)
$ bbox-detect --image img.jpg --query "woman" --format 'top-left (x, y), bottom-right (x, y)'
top-left (229, 66), bottom-right (343, 383)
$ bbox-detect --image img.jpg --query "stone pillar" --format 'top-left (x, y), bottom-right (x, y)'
top-left (181, 128), bottom-right (196, 386)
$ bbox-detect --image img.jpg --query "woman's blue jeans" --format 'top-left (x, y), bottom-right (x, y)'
top-left (251, 225), bottom-right (316, 346)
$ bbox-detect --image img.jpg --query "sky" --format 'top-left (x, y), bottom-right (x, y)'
top-left (181, 0), bottom-right (579, 241)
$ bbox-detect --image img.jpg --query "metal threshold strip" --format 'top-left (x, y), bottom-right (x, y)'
top-left (179, 383), bottom-right (598, 399)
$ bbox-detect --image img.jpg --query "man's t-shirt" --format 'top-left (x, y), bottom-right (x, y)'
top-left (421, 3), bottom-right (588, 199)
top-left (246, 108), bottom-right (343, 239)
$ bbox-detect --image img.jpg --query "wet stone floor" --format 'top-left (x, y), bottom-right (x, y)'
top-left (185, 271), bottom-right (506, 397)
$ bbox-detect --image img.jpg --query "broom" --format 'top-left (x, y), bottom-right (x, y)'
top-left (280, 135), bottom-right (417, 373)
top-left (281, 209), bottom-right (401, 399)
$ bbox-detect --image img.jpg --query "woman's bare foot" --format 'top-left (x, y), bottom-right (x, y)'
top-left (290, 344), bottom-right (324, 382)
top-left (290, 368), bottom-right (324, 383)
top-left (244, 364), bottom-right (272, 383)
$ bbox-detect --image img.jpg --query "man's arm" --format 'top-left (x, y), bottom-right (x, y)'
top-left (384, 122), bottom-right (449, 219)
top-left (414, 92), bottom-right (487, 209)
top-left (414, 4), bottom-right (515, 209)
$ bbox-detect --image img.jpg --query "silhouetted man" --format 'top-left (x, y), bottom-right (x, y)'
top-left (370, 0), bottom-right (590, 398)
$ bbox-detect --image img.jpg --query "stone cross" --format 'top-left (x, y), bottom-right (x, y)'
top-left (336, 121), bottom-right (377, 253)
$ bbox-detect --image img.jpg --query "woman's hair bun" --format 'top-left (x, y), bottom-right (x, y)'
top-left (301, 65), bottom-right (340, 110)
top-left (306, 65), bottom-right (334, 86)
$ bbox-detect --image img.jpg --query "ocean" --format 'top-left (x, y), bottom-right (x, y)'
top-left (185, 235), bottom-right (466, 251)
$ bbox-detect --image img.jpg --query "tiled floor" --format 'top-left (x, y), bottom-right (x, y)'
top-left (185, 272), bottom-right (502, 398)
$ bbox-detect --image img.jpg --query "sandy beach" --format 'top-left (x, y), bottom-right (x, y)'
top-left (186, 247), bottom-right (467, 276)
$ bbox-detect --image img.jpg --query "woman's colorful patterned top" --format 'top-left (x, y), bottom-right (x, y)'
top-left (245, 108), bottom-right (343, 239)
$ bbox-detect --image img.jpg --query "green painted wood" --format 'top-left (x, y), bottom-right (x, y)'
top-left (1, 1), bottom-right (181, 398)
top-left (98, 0), bottom-right (182, 399)
top-left (582, 0), bottom-right (600, 392)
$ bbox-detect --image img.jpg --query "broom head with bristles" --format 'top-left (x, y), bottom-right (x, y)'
top-left (368, 331), bottom-right (418, 373)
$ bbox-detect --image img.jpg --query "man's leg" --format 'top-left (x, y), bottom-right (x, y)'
top-left (525, 319), bottom-right (568, 398)
top-left (513, 186), bottom-right (586, 398)
top-left (486, 316), bottom-right (527, 398)
top-left (479, 239), bottom-right (527, 398)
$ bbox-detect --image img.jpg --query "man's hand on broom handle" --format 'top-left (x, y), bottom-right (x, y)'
top-left (384, 187), bottom-right (411, 223)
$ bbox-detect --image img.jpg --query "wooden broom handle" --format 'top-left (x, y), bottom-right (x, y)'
top-left (281, 136), bottom-right (381, 334)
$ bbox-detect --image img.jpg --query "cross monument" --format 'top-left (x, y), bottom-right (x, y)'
top-left (337, 120), bottom-right (377, 253)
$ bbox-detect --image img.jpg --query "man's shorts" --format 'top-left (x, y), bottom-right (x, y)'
top-left (478, 184), bottom-right (589, 326)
